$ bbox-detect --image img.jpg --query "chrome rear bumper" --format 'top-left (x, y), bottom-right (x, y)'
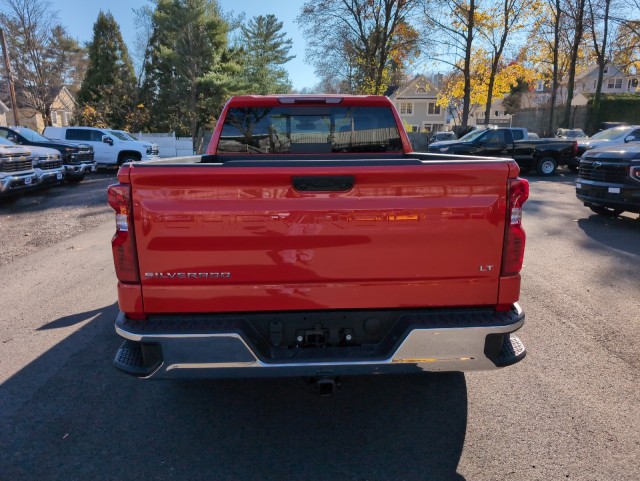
top-left (114, 304), bottom-right (525, 379)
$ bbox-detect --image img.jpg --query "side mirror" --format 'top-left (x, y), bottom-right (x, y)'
top-left (625, 135), bottom-right (637, 143)
top-left (7, 135), bottom-right (17, 142)
top-left (102, 135), bottom-right (113, 145)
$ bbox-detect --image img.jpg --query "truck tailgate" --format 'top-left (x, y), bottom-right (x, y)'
top-left (129, 162), bottom-right (510, 313)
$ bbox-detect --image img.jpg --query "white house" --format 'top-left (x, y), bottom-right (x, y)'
top-left (385, 74), bottom-right (448, 133)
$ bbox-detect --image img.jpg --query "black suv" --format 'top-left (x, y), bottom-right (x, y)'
top-left (0, 126), bottom-right (96, 183)
top-left (576, 144), bottom-right (640, 217)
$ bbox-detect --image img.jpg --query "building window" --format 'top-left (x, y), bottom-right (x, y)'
top-left (416, 86), bottom-right (427, 93)
top-left (593, 80), bottom-right (597, 89)
top-left (629, 78), bottom-right (639, 89)
top-left (607, 77), bottom-right (622, 89)
top-left (399, 102), bottom-right (413, 115)
top-left (51, 111), bottom-right (58, 124)
top-left (411, 125), bottom-right (418, 132)
top-left (603, 66), bottom-right (609, 74)
top-left (61, 112), bottom-right (69, 126)
top-left (536, 80), bottom-right (544, 92)
top-left (428, 103), bottom-right (440, 115)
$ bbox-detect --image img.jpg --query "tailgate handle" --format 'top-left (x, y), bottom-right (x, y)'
top-left (292, 175), bottom-right (354, 192)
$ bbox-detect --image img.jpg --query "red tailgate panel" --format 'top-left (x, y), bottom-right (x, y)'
top-left (130, 163), bottom-right (509, 313)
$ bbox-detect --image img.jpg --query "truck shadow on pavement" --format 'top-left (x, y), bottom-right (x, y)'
top-left (1, 304), bottom-right (468, 481)
top-left (577, 214), bottom-right (640, 256)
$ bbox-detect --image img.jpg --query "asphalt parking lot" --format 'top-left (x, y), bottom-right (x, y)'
top-left (1, 169), bottom-right (639, 481)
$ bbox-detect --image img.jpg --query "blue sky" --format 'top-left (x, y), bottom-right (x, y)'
top-left (54, 0), bottom-right (318, 91)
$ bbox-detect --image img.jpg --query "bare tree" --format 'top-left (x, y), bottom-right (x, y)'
top-left (608, 0), bottom-right (639, 74)
top-left (297, 0), bottom-right (421, 95)
top-left (477, 0), bottom-right (531, 125)
top-left (548, 0), bottom-right (562, 134)
top-left (0, 0), bottom-right (85, 128)
top-left (562, 0), bottom-right (588, 128)
top-left (421, 0), bottom-right (478, 127)
top-left (586, 0), bottom-right (613, 131)
top-left (132, 3), bottom-right (154, 89)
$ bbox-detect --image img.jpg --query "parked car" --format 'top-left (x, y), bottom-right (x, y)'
top-left (44, 126), bottom-right (160, 166)
top-left (0, 143), bottom-right (39, 200)
top-left (556, 128), bottom-right (588, 139)
top-left (576, 125), bottom-right (640, 157)
top-left (0, 137), bottom-right (65, 187)
top-left (427, 126), bottom-right (578, 175)
top-left (576, 143), bottom-right (640, 217)
top-left (597, 121), bottom-right (628, 132)
top-left (429, 131), bottom-right (457, 142)
top-left (0, 126), bottom-right (95, 183)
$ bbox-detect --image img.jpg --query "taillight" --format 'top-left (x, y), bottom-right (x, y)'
top-left (107, 183), bottom-right (140, 283)
top-left (501, 178), bottom-right (529, 277)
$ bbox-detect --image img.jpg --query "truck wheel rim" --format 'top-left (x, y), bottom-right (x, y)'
top-left (541, 161), bottom-right (554, 174)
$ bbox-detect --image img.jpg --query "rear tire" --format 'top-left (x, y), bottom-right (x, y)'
top-left (589, 206), bottom-right (623, 217)
top-left (66, 175), bottom-right (85, 184)
top-left (118, 154), bottom-right (141, 166)
top-left (536, 157), bottom-right (557, 176)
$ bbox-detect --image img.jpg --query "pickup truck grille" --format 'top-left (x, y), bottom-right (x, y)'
top-left (1, 158), bottom-right (33, 172)
top-left (37, 160), bottom-right (63, 170)
top-left (579, 158), bottom-right (629, 184)
top-left (69, 151), bottom-right (94, 163)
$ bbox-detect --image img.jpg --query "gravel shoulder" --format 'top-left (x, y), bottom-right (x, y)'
top-left (0, 172), bottom-right (116, 266)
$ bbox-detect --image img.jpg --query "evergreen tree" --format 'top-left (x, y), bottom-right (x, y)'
top-left (240, 15), bottom-right (294, 94)
top-left (76, 11), bottom-right (137, 129)
top-left (141, 0), bottom-right (242, 140)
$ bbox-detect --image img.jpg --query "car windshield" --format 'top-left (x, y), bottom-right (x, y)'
top-left (566, 130), bottom-right (586, 137)
top-left (109, 131), bottom-right (130, 141)
top-left (458, 129), bottom-right (488, 142)
top-left (15, 127), bottom-right (50, 142)
top-left (590, 128), bottom-right (628, 140)
top-left (121, 131), bottom-right (138, 140)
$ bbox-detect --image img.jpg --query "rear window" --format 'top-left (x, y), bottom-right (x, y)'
top-left (217, 106), bottom-right (403, 154)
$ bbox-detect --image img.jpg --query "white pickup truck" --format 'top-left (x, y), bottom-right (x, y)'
top-left (44, 126), bottom-right (160, 166)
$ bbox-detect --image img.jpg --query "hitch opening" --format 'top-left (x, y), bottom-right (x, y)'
top-left (315, 372), bottom-right (339, 397)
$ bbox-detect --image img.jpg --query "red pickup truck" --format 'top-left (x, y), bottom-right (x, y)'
top-left (108, 95), bottom-right (528, 388)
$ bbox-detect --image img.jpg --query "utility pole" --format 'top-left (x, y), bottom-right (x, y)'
top-left (0, 29), bottom-right (20, 126)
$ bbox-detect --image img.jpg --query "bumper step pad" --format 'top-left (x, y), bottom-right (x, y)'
top-left (495, 335), bottom-right (526, 367)
top-left (113, 340), bottom-right (160, 376)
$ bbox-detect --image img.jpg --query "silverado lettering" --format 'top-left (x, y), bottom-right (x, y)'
top-left (145, 272), bottom-right (231, 279)
top-left (108, 95), bottom-right (528, 388)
